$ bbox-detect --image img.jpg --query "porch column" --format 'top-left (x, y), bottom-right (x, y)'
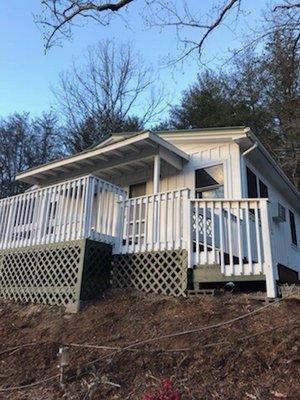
top-left (153, 154), bottom-right (160, 194)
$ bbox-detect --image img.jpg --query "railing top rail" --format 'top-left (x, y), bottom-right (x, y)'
top-left (122, 187), bottom-right (190, 203)
top-left (190, 197), bottom-right (269, 202)
top-left (91, 175), bottom-right (126, 195)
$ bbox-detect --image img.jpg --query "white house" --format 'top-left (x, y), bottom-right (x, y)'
top-left (0, 127), bottom-right (299, 310)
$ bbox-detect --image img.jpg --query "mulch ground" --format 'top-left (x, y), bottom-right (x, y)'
top-left (0, 289), bottom-right (299, 400)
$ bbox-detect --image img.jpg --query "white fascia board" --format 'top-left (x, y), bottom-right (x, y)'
top-left (158, 128), bottom-right (246, 144)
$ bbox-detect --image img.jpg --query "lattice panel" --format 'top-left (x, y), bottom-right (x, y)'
top-left (80, 241), bottom-right (112, 301)
top-left (112, 250), bottom-right (188, 297)
top-left (0, 242), bottom-right (83, 307)
top-left (192, 212), bottom-right (212, 238)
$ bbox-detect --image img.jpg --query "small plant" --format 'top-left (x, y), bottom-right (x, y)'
top-left (141, 379), bottom-right (181, 400)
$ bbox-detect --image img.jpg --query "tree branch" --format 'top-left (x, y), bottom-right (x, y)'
top-left (37, 0), bottom-right (134, 50)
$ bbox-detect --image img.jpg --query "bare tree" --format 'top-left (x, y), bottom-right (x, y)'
top-left (0, 112), bottom-right (64, 198)
top-left (36, 1), bottom-right (300, 62)
top-left (53, 40), bottom-right (164, 152)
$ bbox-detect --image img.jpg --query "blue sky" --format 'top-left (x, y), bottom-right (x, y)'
top-left (0, 0), bottom-right (267, 121)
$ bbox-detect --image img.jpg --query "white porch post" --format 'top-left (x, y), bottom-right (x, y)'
top-left (260, 199), bottom-right (278, 298)
top-left (153, 154), bottom-right (161, 194)
top-left (153, 155), bottom-right (161, 247)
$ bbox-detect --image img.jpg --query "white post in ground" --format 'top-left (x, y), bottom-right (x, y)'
top-left (153, 154), bottom-right (160, 194)
top-left (260, 199), bottom-right (278, 298)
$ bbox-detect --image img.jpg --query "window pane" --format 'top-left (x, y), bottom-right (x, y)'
top-left (196, 186), bottom-right (224, 199)
top-left (289, 210), bottom-right (298, 246)
top-left (259, 180), bottom-right (268, 198)
top-left (246, 167), bottom-right (258, 198)
top-left (129, 182), bottom-right (146, 198)
top-left (196, 164), bottom-right (224, 189)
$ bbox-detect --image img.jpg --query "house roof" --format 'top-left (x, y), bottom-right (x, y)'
top-left (16, 130), bottom-right (189, 186)
top-left (15, 126), bottom-right (299, 208)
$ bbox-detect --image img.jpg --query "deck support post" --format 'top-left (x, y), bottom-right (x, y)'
top-left (153, 155), bottom-right (160, 194)
top-left (260, 200), bottom-right (278, 298)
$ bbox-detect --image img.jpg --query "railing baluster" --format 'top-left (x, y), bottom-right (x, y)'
top-left (72, 181), bottom-right (79, 240)
top-left (67, 181), bottom-right (75, 241)
top-left (219, 201), bottom-right (225, 275)
top-left (107, 185), bottom-right (113, 237)
top-left (177, 191), bottom-right (181, 248)
top-left (236, 201), bottom-right (243, 274)
top-left (0, 199), bottom-right (9, 249)
top-left (254, 201), bottom-right (262, 267)
top-left (150, 195), bottom-right (155, 251)
top-left (48, 186), bottom-right (56, 244)
top-left (131, 198), bottom-right (137, 253)
top-left (137, 197), bottom-right (142, 252)
top-left (195, 201), bottom-right (199, 265)
top-left (203, 201), bottom-right (208, 264)
top-left (164, 192), bottom-right (168, 250)
top-left (227, 201), bottom-right (234, 275)
top-left (144, 196), bottom-right (149, 251)
top-left (157, 193), bottom-right (161, 250)
top-left (26, 192), bottom-right (35, 247)
top-left (125, 199), bottom-right (130, 253)
top-left (170, 192), bottom-right (174, 249)
top-left (211, 201), bottom-right (216, 264)
top-left (96, 180), bottom-right (103, 233)
top-left (245, 201), bottom-right (253, 273)
top-left (22, 193), bottom-right (31, 247)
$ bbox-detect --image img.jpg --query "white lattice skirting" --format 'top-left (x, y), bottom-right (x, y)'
top-left (0, 240), bottom-right (111, 312)
top-left (112, 249), bottom-right (188, 297)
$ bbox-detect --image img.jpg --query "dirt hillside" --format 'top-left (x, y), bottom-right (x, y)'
top-left (0, 289), bottom-right (299, 400)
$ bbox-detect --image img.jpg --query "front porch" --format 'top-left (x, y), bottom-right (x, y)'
top-left (0, 173), bottom-right (277, 306)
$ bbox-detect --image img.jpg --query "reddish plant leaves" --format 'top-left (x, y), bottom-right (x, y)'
top-left (142, 379), bottom-right (181, 400)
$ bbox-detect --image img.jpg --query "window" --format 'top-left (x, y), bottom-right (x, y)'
top-left (259, 179), bottom-right (268, 198)
top-left (246, 167), bottom-right (258, 198)
top-left (289, 210), bottom-right (298, 246)
top-left (129, 182), bottom-right (146, 198)
top-left (246, 167), bottom-right (269, 199)
top-left (195, 164), bottom-right (224, 199)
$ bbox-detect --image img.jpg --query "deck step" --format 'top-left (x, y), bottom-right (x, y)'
top-left (193, 264), bottom-right (265, 283)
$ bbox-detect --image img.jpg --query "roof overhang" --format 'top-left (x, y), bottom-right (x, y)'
top-left (16, 131), bottom-right (190, 186)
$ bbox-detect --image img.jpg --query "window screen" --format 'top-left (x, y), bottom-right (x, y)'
top-left (195, 164), bottom-right (224, 199)
top-left (289, 210), bottom-right (298, 246)
top-left (246, 167), bottom-right (258, 198)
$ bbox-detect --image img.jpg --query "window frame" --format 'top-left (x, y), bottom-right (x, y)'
top-left (289, 210), bottom-right (298, 247)
top-left (245, 165), bottom-right (269, 199)
top-left (194, 160), bottom-right (227, 199)
top-left (246, 166), bottom-right (258, 198)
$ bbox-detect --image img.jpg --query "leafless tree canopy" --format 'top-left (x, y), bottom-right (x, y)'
top-left (53, 40), bottom-right (164, 151)
top-left (37, 1), bottom-right (300, 62)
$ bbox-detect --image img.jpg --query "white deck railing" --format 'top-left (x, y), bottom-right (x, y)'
top-left (189, 199), bottom-right (273, 277)
top-left (0, 176), bottom-right (125, 250)
top-left (0, 182), bottom-right (277, 296)
top-left (119, 188), bottom-right (190, 253)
